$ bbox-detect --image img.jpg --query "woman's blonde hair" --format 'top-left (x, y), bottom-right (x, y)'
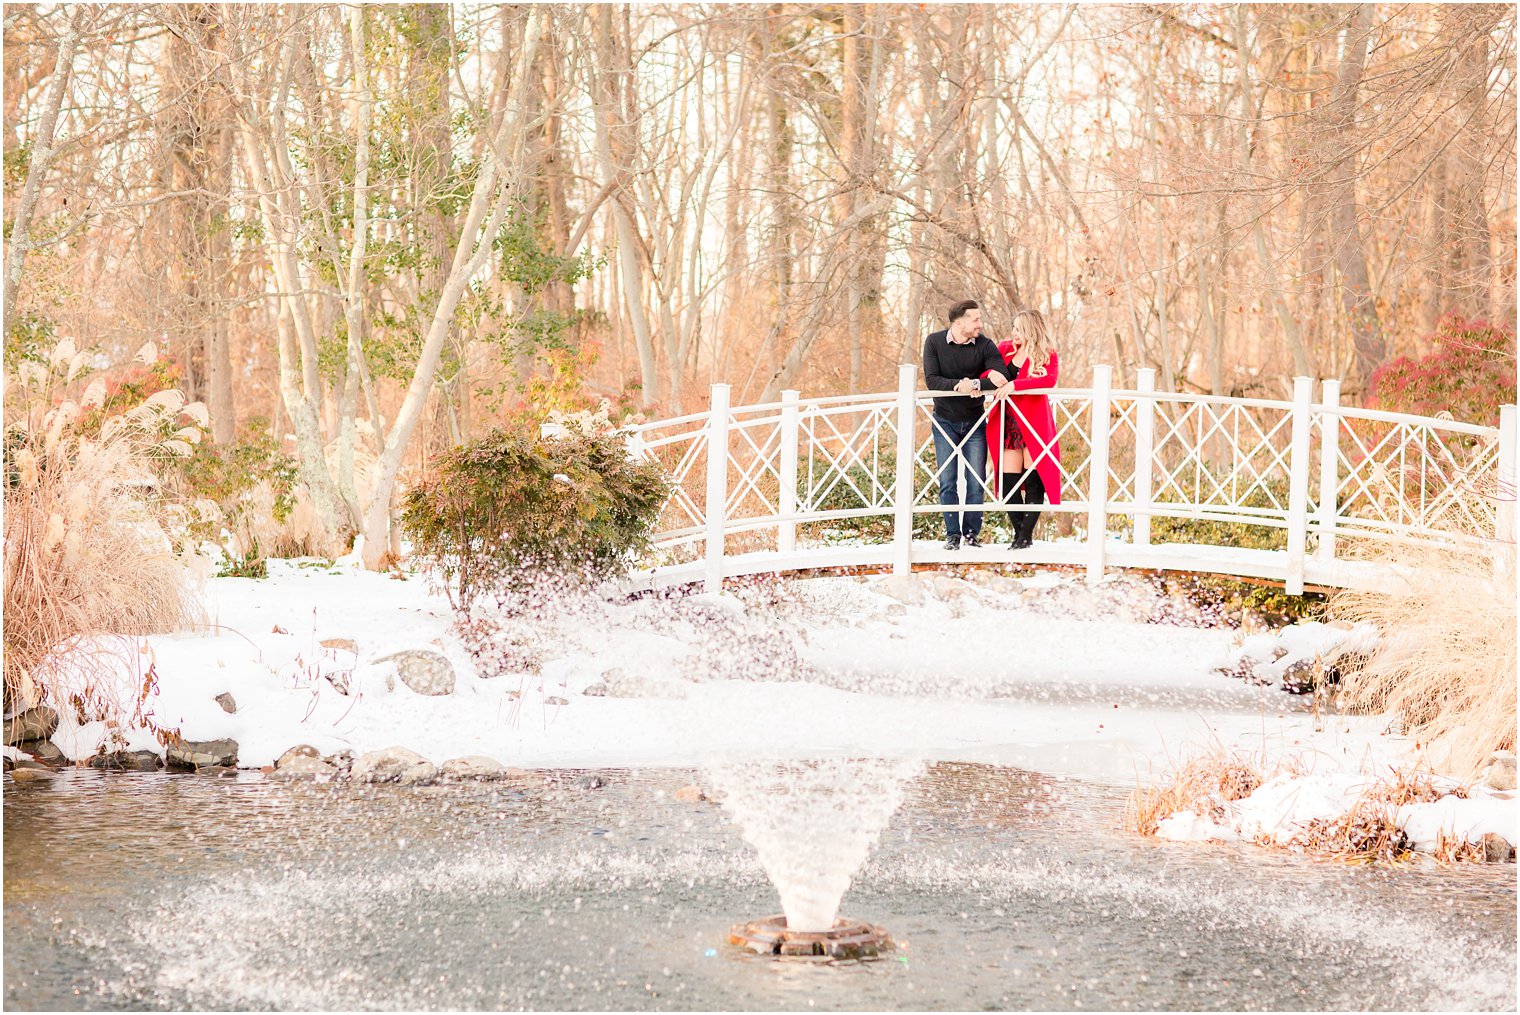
top-left (1011, 308), bottom-right (1055, 369)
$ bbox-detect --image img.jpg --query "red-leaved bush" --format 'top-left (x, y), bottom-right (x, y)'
top-left (1368, 315), bottom-right (1517, 425)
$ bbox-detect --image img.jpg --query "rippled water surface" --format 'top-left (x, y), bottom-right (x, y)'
top-left (4, 764), bottom-right (1515, 1011)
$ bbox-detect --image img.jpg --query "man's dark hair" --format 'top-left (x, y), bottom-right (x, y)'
top-left (947, 299), bottom-right (979, 324)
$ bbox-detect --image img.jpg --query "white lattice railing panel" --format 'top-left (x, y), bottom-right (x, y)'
top-left (1332, 414), bottom-right (1501, 538)
top-left (1149, 398), bottom-right (1297, 519)
top-left (724, 413), bottom-right (785, 523)
top-left (800, 403), bottom-right (899, 516)
top-left (1102, 397), bottom-right (1140, 505)
top-left (634, 426), bottom-right (710, 539)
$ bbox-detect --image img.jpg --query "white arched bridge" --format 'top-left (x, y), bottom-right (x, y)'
top-left (627, 364), bottom-right (1517, 596)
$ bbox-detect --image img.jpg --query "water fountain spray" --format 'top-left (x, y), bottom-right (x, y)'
top-left (704, 756), bottom-right (922, 959)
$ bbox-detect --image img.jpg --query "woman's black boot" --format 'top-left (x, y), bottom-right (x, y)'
top-left (1004, 471), bottom-right (1026, 547)
top-left (1019, 470), bottom-right (1046, 546)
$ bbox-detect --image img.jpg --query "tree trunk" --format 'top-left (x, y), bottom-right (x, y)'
top-left (360, 10), bottom-right (546, 566)
top-left (154, 5), bottom-right (237, 441)
top-left (4, 9), bottom-right (78, 336)
top-left (1327, 4), bottom-right (1383, 389)
top-left (590, 6), bottom-right (658, 407)
top-left (1233, 5), bottom-right (1313, 379)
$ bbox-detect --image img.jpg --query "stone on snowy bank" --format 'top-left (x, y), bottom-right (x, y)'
top-left (598, 667), bottom-right (688, 700)
top-left (1479, 751), bottom-right (1516, 792)
top-left (373, 649), bottom-right (455, 696)
top-left (19, 739), bottom-right (63, 764)
top-left (352, 747), bottom-right (437, 785)
top-left (441, 756), bottom-right (521, 781)
top-left (4, 706), bottom-right (58, 746)
top-left (1481, 833), bottom-right (1516, 863)
top-left (270, 755), bottom-right (337, 781)
top-left (927, 574), bottom-right (975, 601)
top-left (324, 749), bottom-right (355, 774)
top-left (878, 574), bottom-right (923, 606)
top-left (166, 739), bottom-right (238, 770)
top-left (1280, 658), bottom-right (1319, 695)
top-left (214, 692), bottom-right (238, 714)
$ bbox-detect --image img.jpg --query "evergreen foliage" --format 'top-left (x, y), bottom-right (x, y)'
top-left (401, 414), bottom-right (667, 614)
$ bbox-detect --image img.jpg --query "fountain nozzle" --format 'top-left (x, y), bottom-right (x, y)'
top-left (727, 915), bottom-right (893, 960)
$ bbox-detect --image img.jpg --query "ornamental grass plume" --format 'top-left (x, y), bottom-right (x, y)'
top-left (1328, 536), bottom-right (1517, 780)
top-left (3, 340), bottom-right (203, 718)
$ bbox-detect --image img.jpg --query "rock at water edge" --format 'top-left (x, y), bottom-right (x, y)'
top-left (441, 756), bottom-right (520, 780)
top-left (18, 739), bottom-right (63, 764)
top-left (166, 739), bottom-right (239, 770)
top-left (352, 747), bottom-right (437, 785)
top-left (270, 755), bottom-right (338, 781)
top-left (91, 751), bottom-right (164, 772)
top-left (275, 744), bottom-right (321, 769)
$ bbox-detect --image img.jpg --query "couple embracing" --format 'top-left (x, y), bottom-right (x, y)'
top-left (921, 299), bottom-right (1062, 551)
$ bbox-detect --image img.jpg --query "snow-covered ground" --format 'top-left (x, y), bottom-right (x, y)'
top-left (31, 558), bottom-right (1517, 852)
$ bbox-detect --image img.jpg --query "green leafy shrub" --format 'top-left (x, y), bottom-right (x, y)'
top-left (165, 418), bottom-right (299, 574)
top-left (402, 412), bottom-right (668, 615)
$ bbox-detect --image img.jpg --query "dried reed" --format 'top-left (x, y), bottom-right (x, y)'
top-left (3, 341), bottom-right (203, 718)
top-left (1125, 747), bottom-right (1270, 837)
top-left (1280, 769), bottom-right (1455, 864)
top-left (1329, 536), bottom-right (1517, 780)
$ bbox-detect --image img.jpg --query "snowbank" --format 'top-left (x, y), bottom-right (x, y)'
top-left (20, 559), bottom-right (1514, 854)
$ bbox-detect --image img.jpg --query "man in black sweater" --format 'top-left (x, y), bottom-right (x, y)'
top-left (922, 299), bottom-right (1009, 549)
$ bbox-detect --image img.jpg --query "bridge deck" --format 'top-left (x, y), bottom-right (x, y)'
top-left (627, 540), bottom-right (1386, 593)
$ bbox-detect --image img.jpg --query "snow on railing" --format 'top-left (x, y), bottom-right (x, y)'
top-left (627, 364), bottom-right (1517, 595)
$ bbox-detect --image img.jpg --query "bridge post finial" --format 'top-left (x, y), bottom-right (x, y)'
top-left (778, 390), bottom-right (801, 555)
top-left (1086, 364), bottom-right (1114, 585)
top-left (892, 363), bottom-right (918, 575)
top-left (1285, 376), bottom-right (1315, 595)
top-left (704, 384), bottom-right (731, 594)
top-left (1132, 369), bottom-right (1156, 549)
top-left (1316, 379), bottom-right (1342, 568)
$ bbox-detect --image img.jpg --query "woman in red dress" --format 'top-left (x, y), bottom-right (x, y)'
top-left (985, 308), bottom-right (1062, 549)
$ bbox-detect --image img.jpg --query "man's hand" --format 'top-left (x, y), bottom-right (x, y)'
top-left (953, 377), bottom-right (979, 394)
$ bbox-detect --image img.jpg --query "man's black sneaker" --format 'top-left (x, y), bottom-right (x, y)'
top-left (943, 535), bottom-right (961, 551)
top-left (963, 533), bottom-right (982, 548)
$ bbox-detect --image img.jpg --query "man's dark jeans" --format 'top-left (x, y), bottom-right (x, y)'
top-left (931, 415), bottom-right (988, 539)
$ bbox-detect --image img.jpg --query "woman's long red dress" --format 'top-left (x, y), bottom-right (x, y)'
top-left (983, 345), bottom-right (1062, 505)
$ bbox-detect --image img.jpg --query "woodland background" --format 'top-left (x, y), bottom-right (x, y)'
top-left (4, 3), bottom-right (1516, 560)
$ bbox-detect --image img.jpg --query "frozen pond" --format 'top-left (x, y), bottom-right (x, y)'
top-left (4, 763), bottom-right (1514, 1010)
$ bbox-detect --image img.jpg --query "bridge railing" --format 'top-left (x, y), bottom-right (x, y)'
top-left (627, 364), bottom-right (1517, 594)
